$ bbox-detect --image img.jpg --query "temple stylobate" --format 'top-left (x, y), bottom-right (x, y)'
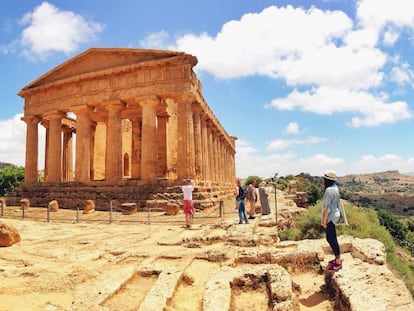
top-left (15, 48), bottom-right (236, 209)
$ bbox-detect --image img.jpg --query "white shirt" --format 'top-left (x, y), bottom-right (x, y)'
top-left (182, 184), bottom-right (194, 200)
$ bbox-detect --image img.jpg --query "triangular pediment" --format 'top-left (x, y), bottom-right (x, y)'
top-left (20, 47), bottom-right (193, 92)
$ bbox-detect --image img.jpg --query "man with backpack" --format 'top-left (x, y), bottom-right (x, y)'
top-left (235, 178), bottom-right (248, 224)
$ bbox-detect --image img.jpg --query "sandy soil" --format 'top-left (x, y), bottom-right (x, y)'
top-left (0, 199), bottom-right (332, 311)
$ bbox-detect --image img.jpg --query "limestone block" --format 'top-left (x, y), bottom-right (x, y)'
top-left (48, 200), bottom-right (59, 212)
top-left (351, 237), bottom-right (386, 265)
top-left (120, 203), bottom-right (137, 215)
top-left (83, 200), bottom-right (95, 214)
top-left (165, 202), bottom-right (180, 215)
top-left (20, 199), bottom-right (30, 209)
top-left (0, 221), bottom-right (21, 247)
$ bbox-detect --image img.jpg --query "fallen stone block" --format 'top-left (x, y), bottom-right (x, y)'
top-left (83, 200), bottom-right (95, 214)
top-left (20, 199), bottom-right (30, 209)
top-left (0, 221), bottom-right (21, 247)
top-left (48, 200), bottom-right (59, 212)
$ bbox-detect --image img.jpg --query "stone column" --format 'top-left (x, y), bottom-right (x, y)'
top-left (177, 98), bottom-right (195, 179)
top-left (45, 112), bottom-right (65, 183)
top-left (130, 117), bottom-right (141, 179)
top-left (192, 104), bottom-right (202, 180)
top-left (105, 100), bottom-right (125, 182)
top-left (207, 120), bottom-right (214, 182)
top-left (62, 126), bottom-right (74, 182)
top-left (89, 122), bottom-right (96, 180)
top-left (41, 120), bottom-right (49, 182)
top-left (200, 114), bottom-right (209, 181)
top-left (140, 98), bottom-right (158, 179)
top-left (21, 115), bottom-right (41, 183)
top-left (74, 106), bottom-right (93, 182)
top-left (230, 136), bottom-right (237, 183)
top-left (157, 113), bottom-right (168, 177)
top-left (165, 98), bottom-right (178, 180)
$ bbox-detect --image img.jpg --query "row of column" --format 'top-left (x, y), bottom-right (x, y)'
top-left (22, 97), bottom-right (236, 185)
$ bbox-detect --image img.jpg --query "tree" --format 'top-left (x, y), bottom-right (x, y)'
top-left (244, 176), bottom-right (262, 187)
top-left (305, 183), bottom-right (322, 205)
top-left (0, 165), bottom-right (24, 196)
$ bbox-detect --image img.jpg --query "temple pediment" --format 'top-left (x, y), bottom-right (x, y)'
top-left (20, 47), bottom-right (197, 92)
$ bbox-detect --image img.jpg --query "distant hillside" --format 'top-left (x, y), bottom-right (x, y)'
top-left (338, 170), bottom-right (414, 216)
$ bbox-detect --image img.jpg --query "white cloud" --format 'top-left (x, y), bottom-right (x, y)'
top-left (390, 63), bottom-right (413, 84)
top-left (267, 136), bottom-right (326, 151)
top-left (382, 28), bottom-right (400, 46)
top-left (138, 3), bottom-right (414, 127)
top-left (169, 6), bottom-right (359, 81)
top-left (17, 1), bottom-right (103, 61)
top-left (138, 30), bottom-right (171, 49)
top-left (356, 0), bottom-right (414, 34)
top-left (352, 154), bottom-right (414, 174)
top-left (235, 141), bottom-right (413, 178)
top-left (235, 139), bottom-right (257, 156)
top-left (0, 114), bottom-right (45, 167)
top-left (285, 122), bottom-right (299, 134)
top-left (267, 86), bottom-right (412, 127)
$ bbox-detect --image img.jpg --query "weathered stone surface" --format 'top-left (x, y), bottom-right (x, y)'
top-left (326, 255), bottom-right (414, 311)
top-left (204, 265), bottom-right (293, 311)
top-left (83, 200), bottom-right (95, 214)
top-left (48, 200), bottom-right (59, 212)
top-left (165, 202), bottom-right (180, 215)
top-left (120, 203), bottom-right (137, 215)
top-left (0, 221), bottom-right (20, 246)
top-left (351, 237), bottom-right (386, 265)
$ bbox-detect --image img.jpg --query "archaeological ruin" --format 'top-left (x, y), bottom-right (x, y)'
top-left (10, 48), bottom-right (236, 210)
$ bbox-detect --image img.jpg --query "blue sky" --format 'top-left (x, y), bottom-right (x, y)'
top-left (1, 0), bottom-right (413, 178)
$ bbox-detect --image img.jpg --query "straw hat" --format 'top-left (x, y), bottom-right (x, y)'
top-left (323, 170), bottom-right (337, 181)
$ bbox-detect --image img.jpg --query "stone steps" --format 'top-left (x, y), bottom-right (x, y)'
top-left (6, 180), bottom-right (235, 211)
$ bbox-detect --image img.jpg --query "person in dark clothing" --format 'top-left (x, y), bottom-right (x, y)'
top-left (235, 178), bottom-right (248, 224)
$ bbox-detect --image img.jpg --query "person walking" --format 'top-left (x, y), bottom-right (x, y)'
top-left (321, 170), bottom-right (343, 271)
top-left (246, 180), bottom-right (257, 219)
top-left (235, 178), bottom-right (248, 224)
top-left (182, 178), bottom-right (194, 229)
top-left (258, 182), bottom-right (271, 215)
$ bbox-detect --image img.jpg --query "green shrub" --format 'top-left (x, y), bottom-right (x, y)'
top-left (0, 165), bottom-right (24, 196)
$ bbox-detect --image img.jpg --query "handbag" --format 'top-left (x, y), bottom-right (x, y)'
top-left (336, 201), bottom-right (349, 226)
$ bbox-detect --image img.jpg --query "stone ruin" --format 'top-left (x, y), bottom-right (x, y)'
top-left (10, 47), bottom-right (236, 211)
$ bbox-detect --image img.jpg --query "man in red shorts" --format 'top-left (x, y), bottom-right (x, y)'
top-left (182, 178), bottom-right (194, 228)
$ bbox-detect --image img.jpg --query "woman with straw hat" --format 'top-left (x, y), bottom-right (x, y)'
top-left (321, 170), bottom-right (343, 271)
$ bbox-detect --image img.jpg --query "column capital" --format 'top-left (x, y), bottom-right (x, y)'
top-left (21, 115), bottom-right (41, 125)
top-left (104, 99), bottom-right (126, 111)
top-left (44, 111), bottom-right (65, 121)
top-left (174, 93), bottom-right (196, 103)
top-left (72, 104), bottom-right (94, 115)
top-left (139, 97), bottom-right (160, 107)
top-left (192, 102), bottom-right (203, 112)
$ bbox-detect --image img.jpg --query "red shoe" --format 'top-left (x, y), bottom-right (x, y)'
top-left (327, 261), bottom-right (343, 271)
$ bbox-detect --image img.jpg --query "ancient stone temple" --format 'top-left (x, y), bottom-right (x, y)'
top-left (12, 48), bottom-right (236, 210)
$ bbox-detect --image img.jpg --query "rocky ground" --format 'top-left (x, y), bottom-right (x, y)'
top-left (0, 193), bottom-right (413, 311)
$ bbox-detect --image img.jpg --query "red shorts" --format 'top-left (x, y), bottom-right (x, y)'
top-left (183, 200), bottom-right (194, 215)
